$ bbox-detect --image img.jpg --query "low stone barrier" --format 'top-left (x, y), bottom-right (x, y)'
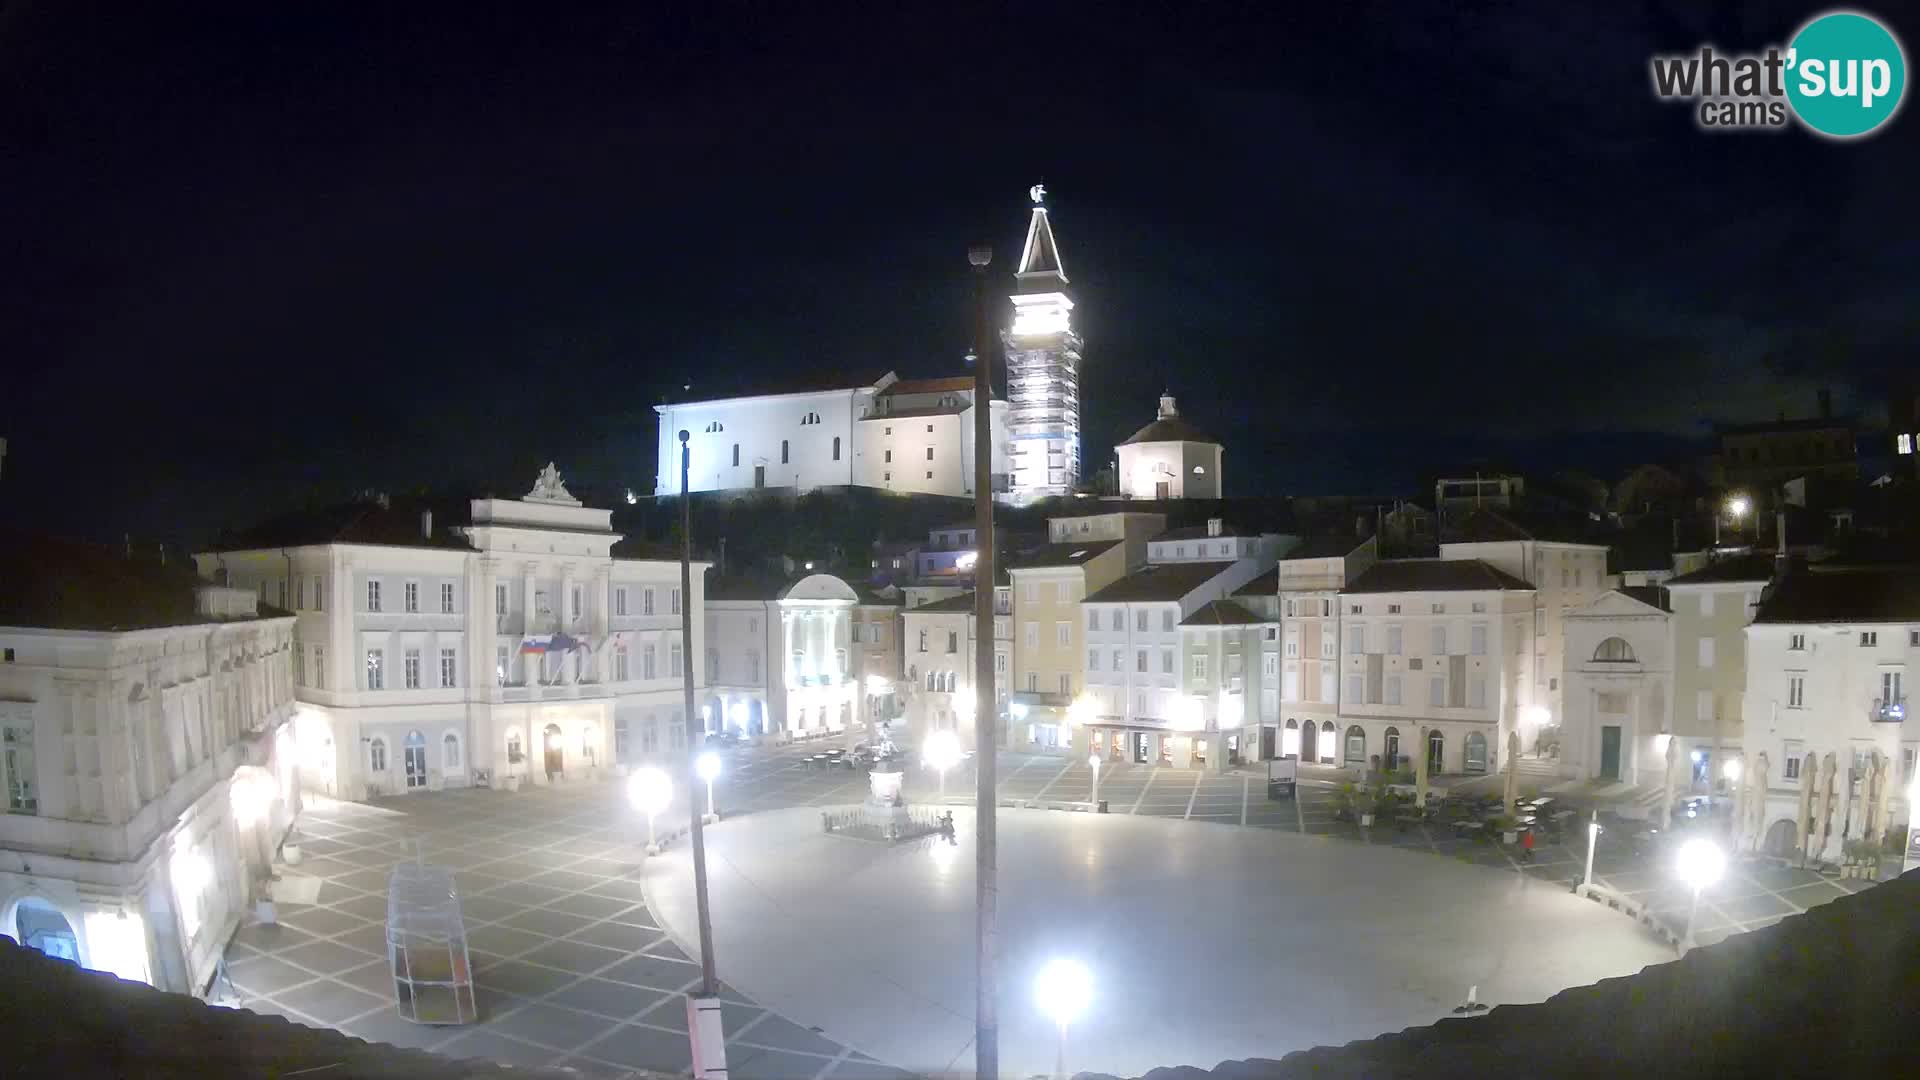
top-left (1573, 882), bottom-right (1683, 949)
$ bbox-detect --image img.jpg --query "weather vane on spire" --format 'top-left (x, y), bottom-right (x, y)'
top-left (1029, 183), bottom-right (1047, 205)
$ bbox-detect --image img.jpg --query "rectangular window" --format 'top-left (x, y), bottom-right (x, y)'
top-left (366, 649), bottom-right (385, 690)
top-left (1056, 622), bottom-right (1071, 647)
top-left (405, 581), bottom-right (419, 613)
top-left (1469, 676), bottom-right (1487, 708)
top-left (644, 588), bottom-right (655, 615)
top-left (313, 575), bottom-right (325, 611)
top-left (404, 648), bottom-right (421, 689)
top-left (616, 588), bottom-right (629, 616)
top-left (1470, 625), bottom-right (1488, 655)
top-left (1088, 609), bottom-right (1099, 631)
top-left (1348, 626), bottom-right (1365, 654)
top-left (570, 586), bottom-right (583, 620)
top-left (1387, 604), bottom-right (1402, 615)
top-left (616, 646), bottom-right (630, 682)
top-left (439, 648), bottom-right (456, 688)
top-left (1860, 631), bottom-right (1879, 647)
top-left (1136, 649), bottom-right (1148, 673)
top-left (1284, 635), bottom-right (1299, 658)
top-left (1057, 582), bottom-right (1071, 603)
top-left (670, 642), bottom-right (683, 678)
top-left (1321, 599), bottom-right (1331, 617)
top-left (1882, 670), bottom-right (1904, 705)
top-left (1431, 626), bottom-right (1447, 656)
top-left (1262, 653), bottom-right (1277, 677)
top-left (671, 588), bottom-right (682, 615)
top-left (1136, 610), bottom-right (1149, 632)
top-left (1784, 746), bottom-right (1803, 781)
top-left (1431, 603), bottom-right (1446, 615)
top-left (1698, 638), bottom-right (1715, 668)
top-left (1161, 647), bottom-right (1174, 674)
top-left (1027, 672), bottom-right (1038, 691)
top-left (496, 645), bottom-right (508, 686)
top-left (294, 645), bottom-right (305, 685)
top-left (495, 583), bottom-right (508, 618)
top-left (1429, 676), bottom-right (1445, 706)
top-left (1471, 601), bottom-right (1486, 613)
top-left (645, 645), bottom-right (658, 680)
top-left (4, 723), bottom-right (38, 813)
top-left (1110, 610), bottom-right (1123, 631)
top-left (1059, 673), bottom-right (1071, 695)
top-left (1089, 649), bottom-right (1100, 671)
top-left (1161, 610), bottom-right (1174, 632)
top-left (314, 645), bottom-right (325, 690)
top-left (1788, 675), bottom-right (1805, 708)
top-left (1387, 626), bottom-right (1402, 655)
top-left (1385, 675), bottom-right (1402, 705)
top-left (367, 579), bottom-right (382, 612)
top-left (918, 629), bottom-right (929, 653)
top-left (440, 582), bottom-right (455, 614)
top-left (995, 653), bottom-right (1008, 674)
top-left (1320, 667), bottom-right (1336, 702)
top-left (885, 449), bottom-right (893, 463)
top-left (947, 631), bottom-right (959, 654)
top-left (1285, 599), bottom-right (1295, 617)
top-left (1193, 654), bottom-right (1209, 680)
top-left (1345, 673), bottom-right (1363, 703)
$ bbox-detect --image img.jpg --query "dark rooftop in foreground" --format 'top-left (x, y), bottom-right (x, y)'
top-left (1086, 870), bottom-right (1920, 1080)
top-left (0, 531), bottom-right (285, 632)
top-left (1440, 506), bottom-right (1610, 547)
top-left (1085, 561), bottom-right (1238, 603)
top-left (1231, 567), bottom-right (1279, 598)
top-left (0, 937), bottom-right (573, 1080)
top-left (1280, 534), bottom-right (1371, 561)
top-left (1752, 565), bottom-right (1920, 625)
top-left (1006, 539), bottom-right (1123, 570)
top-left (1614, 585), bottom-right (1670, 612)
top-left (1152, 523), bottom-right (1260, 541)
top-left (1344, 558), bottom-right (1533, 594)
top-left (910, 591), bottom-right (979, 614)
top-left (1180, 599), bottom-right (1268, 626)
top-left (205, 496), bottom-right (476, 552)
top-left (1664, 552), bottom-right (1777, 586)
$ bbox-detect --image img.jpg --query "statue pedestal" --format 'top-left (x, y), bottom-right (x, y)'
top-left (865, 768), bottom-right (911, 830)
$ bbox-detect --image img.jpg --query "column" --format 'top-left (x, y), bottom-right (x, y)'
top-left (478, 557), bottom-right (500, 694)
top-left (522, 563), bottom-right (540, 688)
top-left (590, 566), bottom-right (612, 683)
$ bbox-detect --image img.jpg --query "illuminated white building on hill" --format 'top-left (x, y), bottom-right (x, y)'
top-left (1002, 185), bottom-right (1085, 502)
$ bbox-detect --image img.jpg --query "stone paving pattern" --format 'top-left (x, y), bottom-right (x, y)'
top-left (229, 738), bottom-right (1890, 1075)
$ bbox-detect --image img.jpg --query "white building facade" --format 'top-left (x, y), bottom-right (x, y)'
top-left (199, 467), bottom-right (705, 801)
top-left (703, 573), bottom-right (874, 739)
top-left (1561, 588), bottom-right (1673, 786)
top-left (2, 556), bottom-right (299, 1000)
top-left (653, 371), bottom-right (1009, 499)
top-left (1739, 566), bottom-right (1917, 863)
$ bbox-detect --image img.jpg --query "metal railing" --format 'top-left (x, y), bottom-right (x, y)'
top-left (1871, 696), bottom-right (1908, 723)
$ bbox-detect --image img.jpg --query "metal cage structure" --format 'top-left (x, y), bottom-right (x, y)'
top-left (385, 861), bottom-right (477, 1024)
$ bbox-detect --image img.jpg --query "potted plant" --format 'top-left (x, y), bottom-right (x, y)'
top-left (280, 827), bottom-right (304, 866)
top-left (1354, 790), bottom-right (1378, 828)
top-left (1490, 815), bottom-right (1520, 845)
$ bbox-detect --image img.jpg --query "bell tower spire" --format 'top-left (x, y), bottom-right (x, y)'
top-left (1002, 183), bottom-right (1084, 503)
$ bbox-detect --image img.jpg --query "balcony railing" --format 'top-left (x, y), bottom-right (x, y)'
top-left (1871, 696), bottom-right (1908, 723)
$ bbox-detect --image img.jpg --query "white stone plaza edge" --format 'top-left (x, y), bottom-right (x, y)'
top-left (644, 806), bottom-right (1674, 1078)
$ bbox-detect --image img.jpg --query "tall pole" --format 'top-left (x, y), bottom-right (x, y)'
top-left (679, 430), bottom-right (719, 996)
top-left (1581, 810), bottom-right (1598, 889)
top-left (969, 241), bottom-right (1000, 1080)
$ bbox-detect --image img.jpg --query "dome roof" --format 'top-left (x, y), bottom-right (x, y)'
top-left (1120, 415), bottom-right (1219, 447)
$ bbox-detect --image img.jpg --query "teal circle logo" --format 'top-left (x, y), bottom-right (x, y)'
top-left (1786, 11), bottom-right (1907, 137)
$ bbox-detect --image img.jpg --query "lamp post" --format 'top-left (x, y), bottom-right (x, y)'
top-left (1675, 837), bottom-right (1726, 952)
top-left (627, 767), bottom-right (672, 854)
top-left (1088, 753), bottom-right (1102, 808)
top-left (696, 751), bottom-right (722, 824)
top-left (924, 728), bottom-right (963, 800)
top-left (968, 239), bottom-right (1001, 1080)
top-left (1581, 811), bottom-right (1601, 890)
top-left (676, 430), bottom-right (726, 1080)
top-left (1035, 958), bottom-right (1093, 1080)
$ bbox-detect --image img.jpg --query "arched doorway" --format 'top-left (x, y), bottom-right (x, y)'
top-left (1463, 731), bottom-right (1489, 774)
top-left (1319, 721), bottom-right (1336, 763)
top-left (403, 730), bottom-right (428, 790)
top-left (13, 898), bottom-right (78, 962)
top-left (1763, 818), bottom-right (1799, 858)
top-left (1343, 725), bottom-right (1366, 765)
top-left (1297, 719), bottom-right (1316, 762)
top-left (1426, 729), bottom-right (1446, 773)
top-left (1282, 718), bottom-right (1300, 758)
top-left (543, 723), bottom-right (564, 779)
top-left (1384, 727), bottom-right (1401, 772)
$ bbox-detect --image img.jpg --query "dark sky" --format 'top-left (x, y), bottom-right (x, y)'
top-left (4, 1), bottom-right (1916, 543)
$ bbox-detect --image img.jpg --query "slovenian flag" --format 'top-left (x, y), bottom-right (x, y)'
top-left (521, 632), bottom-right (587, 655)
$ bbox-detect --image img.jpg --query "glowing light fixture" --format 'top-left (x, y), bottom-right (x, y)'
top-left (83, 911), bottom-right (151, 985)
top-left (628, 767), bottom-right (673, 852)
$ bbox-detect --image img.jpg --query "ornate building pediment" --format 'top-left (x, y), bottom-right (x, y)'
top-left (525, 463), bottom-right (582, 506)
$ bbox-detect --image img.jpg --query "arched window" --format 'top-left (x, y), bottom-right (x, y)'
top-left (369, 737), bottom-right (388, 772)
top-left (832, 436), bottom-right (842, 461)
top-left (443, 731), bottom-right (462, 770)
top-left (1593, 637), bottom-right (1637, 662)
top-left (1426, 729), bottom-right (1445, 773)
top-left (1344, 724), bottom-right (1366, 763)
top-left (1464, 731), bottom-right (1489, 773)
top-left (1319, 720), bottom-right (1336, 763)
top-left (1383, 726), bottom-right (1402, 771)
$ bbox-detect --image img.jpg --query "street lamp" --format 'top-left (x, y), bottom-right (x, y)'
top-left (1034, 958), bottom-right (1094, 1080)
top-left (1088, 753), bottom-right (1102, 808)
top-left (627, 767), bottom-right (672, 854)
top-left (924, 729), bottom-right (963, 799)
top-left (696, 751), bottom-right (722, 824)
top-left (1581, 811), bottom-right (1601, 889)
top-left (1675, 837), bottom-right (1726, 951)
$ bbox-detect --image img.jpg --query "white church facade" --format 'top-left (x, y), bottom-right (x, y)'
top-left (1116, 394), bottom-right (1224, 500)
top-left (652, 371), bottom-right (1009, 499)
top-left (198, 466), bottom-right (706, 804)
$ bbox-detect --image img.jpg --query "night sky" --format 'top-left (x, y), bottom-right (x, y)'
top-left (5, 2), bottom-right (1916, 542)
